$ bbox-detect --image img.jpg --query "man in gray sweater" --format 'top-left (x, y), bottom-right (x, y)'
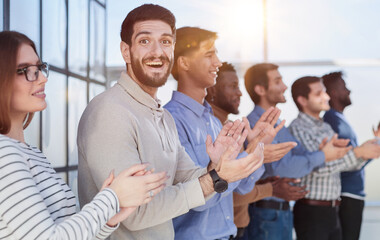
top-left (77, 4), bottom-right (276, 240)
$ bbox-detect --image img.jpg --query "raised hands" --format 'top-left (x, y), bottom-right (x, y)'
top-left (215, 141), bottom-right (264, 183)
top-left (104, 164), bottom-right (168, 226)
top-left (373, 122), bottom-right (380, 138)
top-left (263, 142), bottom-right (297, 163)
top-left (353, 139), bottom-right (380, 160)
top-left (246, 107), bottom-right (285, 148)
top-left (319, 134), bottom-right (352, 162)
top-left (206, 119), bottom-right (248, 165)
top-left (272, 178), bottom-right (308, 201)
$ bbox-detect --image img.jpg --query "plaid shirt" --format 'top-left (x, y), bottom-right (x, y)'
top-left (288, 112), bottom-right (365, 200)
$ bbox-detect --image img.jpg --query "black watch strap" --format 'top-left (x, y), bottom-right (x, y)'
top-left (209, 169), bottom-right (228, 193)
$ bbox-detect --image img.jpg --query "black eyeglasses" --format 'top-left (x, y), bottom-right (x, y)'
top-left (16, 62), bottom-right (49, 82)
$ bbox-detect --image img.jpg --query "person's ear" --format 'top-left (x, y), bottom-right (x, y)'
top-left (297, 96), bottom-right (308, 108)
top-left (120, 41), bottom-right (131, 64)
top-left (254, 85), bottom-right (266, 96)
top-left (178, 56), bottom-right (190, 72)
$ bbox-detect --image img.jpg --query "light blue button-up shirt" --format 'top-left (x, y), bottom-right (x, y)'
top-left (247, 106), bottom-right (325, 202)
top-left (165, 91), bottom-right (264, 240)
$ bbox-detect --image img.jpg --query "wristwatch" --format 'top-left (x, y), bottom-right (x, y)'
top-left (209, 169), bottom-right (228, 193)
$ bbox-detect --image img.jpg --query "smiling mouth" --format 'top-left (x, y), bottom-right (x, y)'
top-left (146, 61), bottom-right (164, 68)
top-left (32, 91), bottom-right (45, 96)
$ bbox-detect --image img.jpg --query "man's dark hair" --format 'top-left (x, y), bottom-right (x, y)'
top-left (322, 71), bottom-right (344, 95)
top-left (216, 62), bottom-right (236, 82)
top-left (172, 27), bottom-right (217, 80)
top-left (120, 4), bottom-right (176, 46)
top-left (244, 63), bottom-right (279, 104)
top-left (291, 76), bottom-right (322, 111)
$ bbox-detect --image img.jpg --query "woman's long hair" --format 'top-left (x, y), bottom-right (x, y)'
top-left (0, 31), bottom-right (38, 134)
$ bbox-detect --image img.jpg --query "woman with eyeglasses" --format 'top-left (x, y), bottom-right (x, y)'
top-left (0, 30), bottom-right (168, 239)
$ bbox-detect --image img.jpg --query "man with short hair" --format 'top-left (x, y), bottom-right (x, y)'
top-left (165, 27), bottom-right (285, 240)
top-left (77, 5), bottom-right (267, 240)
top-left (243, 64), bottom-right (351, 240)
top-left (206, 62), bottom-right (307, 240)
top-left (289, 76), bottom-right (380, 240)
top-left (323, 72), bottom-right (373, 240)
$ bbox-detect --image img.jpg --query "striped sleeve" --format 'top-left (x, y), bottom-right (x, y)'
top-left (0, 141), bottom-right (119, 240)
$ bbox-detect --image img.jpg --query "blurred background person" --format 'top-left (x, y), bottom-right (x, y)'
top-left (323, 71), bottom-right (376, 240)
top-left (206, 62), bottom-right (306, 240)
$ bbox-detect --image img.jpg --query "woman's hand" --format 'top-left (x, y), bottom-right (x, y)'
top-left (102, 164), bottom-right (168, 226)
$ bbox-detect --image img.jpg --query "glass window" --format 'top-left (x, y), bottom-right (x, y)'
top-left (89, 82), bottom-right (105, 101)
top-left (10, 0), bottom-right (40, 52)
top-left (96, 0), bottom-right (106, 5)
top-left (267, 0), bottom-right (380, 61)
top-left (68, 77), bottom-right (87, 166)
top-left (57, 172), bottom-right (67, 184)
top-left (68, 0), bottom-right (88, 76)
top-left (0, 0), bottom-right (3, 31)
top-left (42, 71), bottom-right (67, 168)
top-left (42, 0), bottom-right (66, 68)
top-left (89, 1), bottom-right (106, 82)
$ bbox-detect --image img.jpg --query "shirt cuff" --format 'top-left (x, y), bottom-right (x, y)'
top-left (183, 178), bottom-right (206, 209)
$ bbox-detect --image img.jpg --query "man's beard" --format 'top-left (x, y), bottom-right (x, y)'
top-left (342, 96), bottom-right (352, 108)
top-left (130, 53), bottom-right (173, 88)
top-left (216, 98), bottom-right (239, 115)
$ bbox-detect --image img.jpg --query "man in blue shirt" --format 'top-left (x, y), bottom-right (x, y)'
top-left (206, 62), bottom-right (308, 240)
top-left (323, 72), bottom-right (373, 240)
top-left (165, 27), bottom-right (285, 240)
top-left (244, 64), bottom-right (351, 240)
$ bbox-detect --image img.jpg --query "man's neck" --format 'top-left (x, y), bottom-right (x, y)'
top-left (127, 69), bottom-right (158, 99)
top-left (257, 101), bottom-right (276, 111)
top-left (329, 101), bottom-right (345, 113)
top-left (209, 103), bottom-right (229, 124)
top-left (177, 81), bottom-right (207, 105)
top-left (303, 109), bottom-right (321, 120)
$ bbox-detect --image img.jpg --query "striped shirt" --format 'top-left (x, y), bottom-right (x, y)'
top-left (288, 113), bottom-right (365, 200)
top-left (0, 134), bottom-right (119, 239)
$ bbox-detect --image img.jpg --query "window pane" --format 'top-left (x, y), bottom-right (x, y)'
top-left (89, 83), bottom-right (105, 101)
top-left (24, 112), bottom-right (41, 148)
top-left (89, 1), bottom-right (106, 82)
top-left (42, 0), bottom-right (66, 68)
top-left (0, 0), bottom-right (3, 31)
top-left (56, 171), bottom-right (67, 184)
top-left (96, 0), bottom-right (106, 5)
top-left (267, 0), bottom-right (380, 61)
top-left (10, 0), bottom-right (40, 52)
top-left (68, 77), bottom-right (87, 166)
top-left (43, 71), bottom-right (67, 168)
top-left (68, 0), bottom-right (88, 76)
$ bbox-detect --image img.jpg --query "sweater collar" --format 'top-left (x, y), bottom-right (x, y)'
top-left (117, 72), bottom-right (163, 112)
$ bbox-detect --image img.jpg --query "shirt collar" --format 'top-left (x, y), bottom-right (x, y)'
top-left (117, 72), bottom-right (163, 112)
top-left (253, 105), bottom-right (266, 116)
top-left (298, 112), bottom-right (324, 127)
top-left (171, 91), bottom-right (213, 118)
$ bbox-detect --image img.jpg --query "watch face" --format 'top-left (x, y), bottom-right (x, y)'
top-left (215, 180), bottom-right (228, 193)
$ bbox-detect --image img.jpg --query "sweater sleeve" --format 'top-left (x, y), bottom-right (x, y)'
top-left (77, 101), bottom-right (206, 232)
top-left (0, 142), bottom-right (119, 240)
